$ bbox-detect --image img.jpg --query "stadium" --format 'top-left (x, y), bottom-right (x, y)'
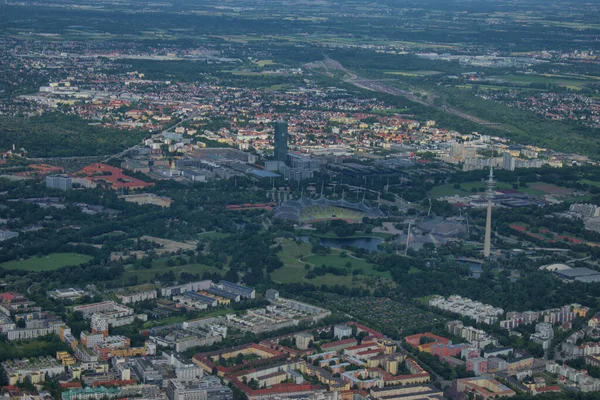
top-left (273, 193), bottom-right (385, 223)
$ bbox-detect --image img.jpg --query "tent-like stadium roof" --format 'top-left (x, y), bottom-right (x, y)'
top-left (273, 193), bottom-right (386, 221)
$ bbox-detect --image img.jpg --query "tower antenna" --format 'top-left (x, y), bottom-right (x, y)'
top-left (484, 144), bottom-right (496, 257)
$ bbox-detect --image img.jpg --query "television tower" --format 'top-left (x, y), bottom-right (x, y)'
top-left (483, 152), bottom-right (496, 257)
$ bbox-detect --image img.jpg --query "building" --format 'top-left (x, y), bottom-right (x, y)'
top-left (334, 325), bottom-right (352, 340)
top-left (370, 384), bottom-right (444, 400)
top-left (466, 357), bottom-right (488, 375)
top-left (531, 322), bottom-right (554, 350)
top-left (295, 332), bottom-right (314, 350)
top-left (72, 301), bottom-right (144, 335)
top-left (431, 296), bottom-right (503, 324)
top-left (115, 289), bottom-right (157, 305)
top-left (273, 120), bottom-right (288, 162)
top-left (454, 377), bottom-right (515, 399)
top-left (265, 289), bottom-right (280, 301)
top-left (166, 375), bottom-right (233, 400)
top-left (217, 281), bottom-right (255, 300)
top-left (2, 356), bottom-right (65, 385)
top-left (161, 281), bottom-right (212, 297)
top-left (46, 174), bottom-right (72, 191)
top-left (47, 287), bottom-right (86, 300)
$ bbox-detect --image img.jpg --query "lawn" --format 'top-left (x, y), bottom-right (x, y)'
top-left (122, 258), bottom-right (223, 283)
top-left (271, 239), bottom-right (313, 284)
top-left (255, 59), bottom-right (275, 67)
top-left (489, 74), bottom-right (593, 90)
top-left (384, 70), bottom-right (441, 76)
top-left (0, 253), bottom-right (93, 271)
top-left (580, 179), bottom-right (600, 188)
top-left (305, 254), bottom-right (389, 278)
top-left (272, 239), bottom-right (393, 287)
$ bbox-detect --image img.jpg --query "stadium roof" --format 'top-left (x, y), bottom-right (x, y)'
top-left (554, 267), bottom-right (600, 278)
top-left (273, 193), bottom-right (386, 221)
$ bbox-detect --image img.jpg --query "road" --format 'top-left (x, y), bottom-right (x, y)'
top-left (347, 77), bottom-right (501, 127)
top-left (312, 56), bottom-right (502, 128)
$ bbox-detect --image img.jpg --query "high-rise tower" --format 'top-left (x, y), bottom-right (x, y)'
top-left (483, 161), bottom-right (496, 257)
top-left (273, 120), bottom-right (288, 162)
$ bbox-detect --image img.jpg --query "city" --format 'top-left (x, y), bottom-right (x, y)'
top-left (1, 0), bottom-right (600, 399)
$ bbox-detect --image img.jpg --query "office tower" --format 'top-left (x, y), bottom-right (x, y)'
top-left (273, 120), bottom-right (288, 162)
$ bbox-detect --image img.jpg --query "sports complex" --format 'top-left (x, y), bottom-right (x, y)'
top-left (273, 194), bottom-right (385, 223)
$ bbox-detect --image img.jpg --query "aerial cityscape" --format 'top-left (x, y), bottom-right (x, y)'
top-left (1, 0), bottom-right (600, 399)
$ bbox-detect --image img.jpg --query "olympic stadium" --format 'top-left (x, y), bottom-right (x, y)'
top-left (273, 193), bottom-right (386, 223)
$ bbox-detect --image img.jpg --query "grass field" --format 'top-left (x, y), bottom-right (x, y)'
top-left (580, 179), bottom-right (600, 188)
top-left (306, 254), bottom-right (389, 277)
top-left (299, 205), bottom-right (366, 223)
top-left (527, 182), bottom-right (575, 196)
top-left (271, 239), bottom-right (392, 287)
top-left (271, 239), bottom-right (315, 283)
top-left (122, 258), bottom-right (223, 283)
top-left (384, 70), bottom-right (441, 76)
top-left (489, 74), bottom-right (594, 90)
top-left (0, 253), bottom-right (93, 271)
top-left (255, 59), bottom-right (275, 67)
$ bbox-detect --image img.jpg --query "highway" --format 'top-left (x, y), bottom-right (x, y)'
top-left (315, 56), bottom-right (502, 128)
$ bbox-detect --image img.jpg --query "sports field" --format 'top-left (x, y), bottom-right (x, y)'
top-left (0, 253), bottom-right (93, 271)
top-left (299, 205), bottom-right (366, 223)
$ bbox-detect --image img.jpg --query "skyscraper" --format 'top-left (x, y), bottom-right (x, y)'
top-left (273, 120), bottom-right (288, 162)
top-left (483, 163), bottom-right (495, 258)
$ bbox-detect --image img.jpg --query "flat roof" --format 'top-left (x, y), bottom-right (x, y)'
top-left (249, 170), bottom-right (280, 178)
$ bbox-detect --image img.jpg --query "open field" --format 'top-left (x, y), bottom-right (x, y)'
top-left (580, 179), bottom-right (600, 188)
top-left (488, 74), bottom-right (594, 90)
top-left (0, 253), bottom-right (93, 271)
top-left (384, 70), bottom-right (441, 76)
top-left (255, 59), bottom-right (275, 67)
top-left (122, 257), bottom-right (222, 283)
top-left (272, 239), bottom-right (392, 287)
top-left (455, 84), bottom-right (543, 92)
top-left (306, 254), bottom-right (390, 278)
top-left (527, 182), bottom-right (575, 196)
top-left (140, 236), bottom-right (197, 254)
